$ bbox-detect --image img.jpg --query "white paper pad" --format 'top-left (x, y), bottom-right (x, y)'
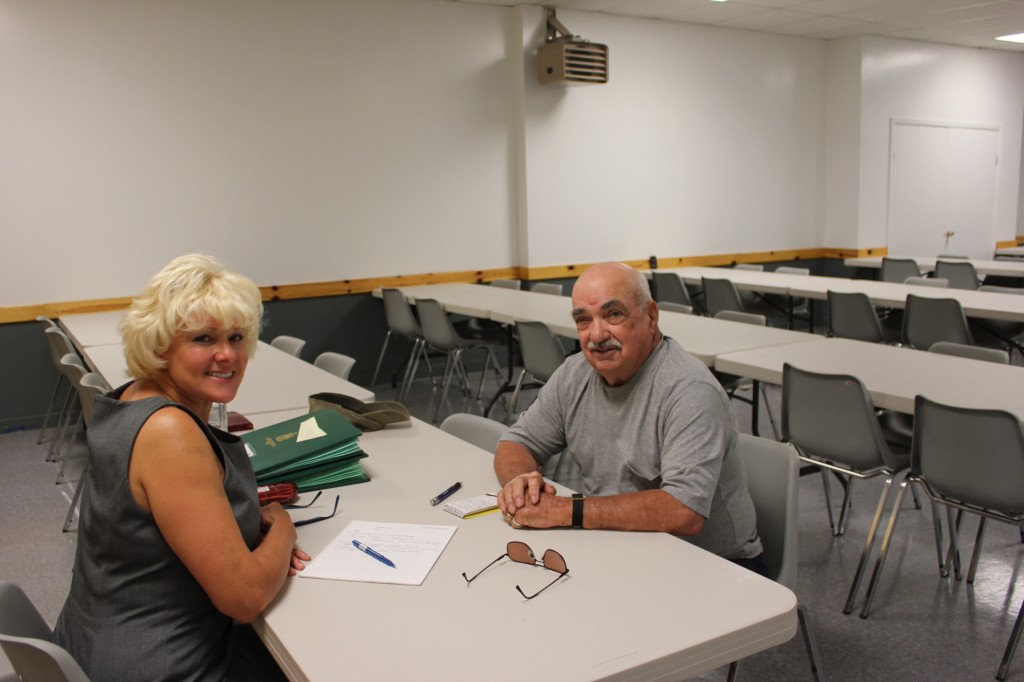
top-left (300, 520), bottom-right (457, 586)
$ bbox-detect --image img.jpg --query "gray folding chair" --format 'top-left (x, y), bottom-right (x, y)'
top-left (371, 288), bottom-right (434, 400)
top-left (727, 435), bottom-right (824, 682)
top-left (782, 363), bottom-right (913, 617)
top-left (858, 396), bottom-right (1024, 680)
top-left (314, 351), bottom-right (357, 380)
top-left (530, 282), bottom-right (563, 296)
top-left (61, 373), bottom-right (111, 532)
top-left (702, 277), bottom-right (746, 318)
top-left (934, 260), bottom-right (979, 290)
top-left (902, 294), bottom-right (973, 350)
top-left (929, 340), bottom-right (1009, 364)
top-left (269, 335), bottom-right (306, 358)
top-left (827, 290), bottom-right (889, 343)
top-left (971, 285), bottom-right (1024, 361)
top-left (713, 311), bottom-right (779, 439)
top-left (881, 257), bottom-right (921, 283)
top-left (0, 581), bottom-right (90, 682)
top-left (39, 326), bottom-right (77, 445)
top-left (416, 299), bottom-right (503, 423)
top-left (491, 279), bottom-right (521, 290)
top-left (440, 412), bottom-right (508, 453)
top-left (505, 321), bottom-right (566, 424)
top-left (652, 272), bottom-right (692, 308)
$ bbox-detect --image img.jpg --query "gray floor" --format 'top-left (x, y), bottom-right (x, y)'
top-left (4, 356), bottom-right (1024, 681)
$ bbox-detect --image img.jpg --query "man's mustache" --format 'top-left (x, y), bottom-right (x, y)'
top-left (587, 338), bottom-right (622, 351)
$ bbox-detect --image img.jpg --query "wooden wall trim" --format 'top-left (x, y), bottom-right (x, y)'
top-left (0, 245), bottom-right (899, 324)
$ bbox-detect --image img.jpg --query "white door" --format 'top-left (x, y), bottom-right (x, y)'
top-left (887, 121), bottom-right (998, 259)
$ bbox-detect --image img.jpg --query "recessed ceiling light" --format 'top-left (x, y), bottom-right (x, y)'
top-left (709, 0), bottom-right (730, 3)
top-left (996, 33), bottom-right (1024, 43)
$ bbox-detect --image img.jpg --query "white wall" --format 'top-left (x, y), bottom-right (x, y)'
top-left (0, 0), bottom-right (517, 306)
top-left (823, 37), bottom-right (863, 250)
top-left (517, 7), bottom-right (827, 268)
top-left (856, 36), bottom-right (1024, 250)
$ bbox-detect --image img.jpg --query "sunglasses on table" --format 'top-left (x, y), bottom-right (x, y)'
top-left (291, 493), bottom-right (340, 527)
top-left (462, 541), bottom-right (569, 599)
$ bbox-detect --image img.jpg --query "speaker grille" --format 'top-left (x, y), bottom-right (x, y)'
top-left (537, 41), bottom-right (609, 85)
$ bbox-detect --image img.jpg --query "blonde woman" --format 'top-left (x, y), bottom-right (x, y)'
top-left (54, 254), bottom-right (309, 681)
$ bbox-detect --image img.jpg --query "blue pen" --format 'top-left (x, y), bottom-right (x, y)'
top-left (352, 540), bottom-right (396, 568)
top-left (430, 481), bottom-right (462, 506)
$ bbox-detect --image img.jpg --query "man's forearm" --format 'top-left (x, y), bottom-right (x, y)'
top-left (581, 490), bottom-right (705, 536)
top-left (494, 440), bottom-right (541, 485)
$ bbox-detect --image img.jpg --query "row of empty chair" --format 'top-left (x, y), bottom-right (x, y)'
top-left (780, 353), bottom-right (1024, 680)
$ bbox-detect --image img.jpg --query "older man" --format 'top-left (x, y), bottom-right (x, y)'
top-left (495, 262), bottom-right (763, 567)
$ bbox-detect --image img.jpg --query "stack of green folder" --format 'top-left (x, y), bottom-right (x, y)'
top-left (243, 409), bottom-right (369, 492)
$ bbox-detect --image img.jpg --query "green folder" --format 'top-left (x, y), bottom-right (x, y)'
top-left (243, 410), bottom-right (370, 490)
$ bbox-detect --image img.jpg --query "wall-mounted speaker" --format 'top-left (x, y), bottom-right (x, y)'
top-left (536, 7), bottom-right (609, 86)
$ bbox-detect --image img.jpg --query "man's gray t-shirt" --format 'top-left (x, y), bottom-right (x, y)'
top-left (502, 337), bottom-right (762, 560)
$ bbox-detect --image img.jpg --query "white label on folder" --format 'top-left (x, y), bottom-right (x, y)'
top-left (296, 416), bottom-right (327, 443)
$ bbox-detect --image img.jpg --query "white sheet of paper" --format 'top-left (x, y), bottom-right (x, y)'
top-left (296, 416), bottom-right (327, 443)
top-left (300, 520), bottom-right (457, 586)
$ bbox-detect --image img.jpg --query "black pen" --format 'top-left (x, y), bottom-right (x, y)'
top-left (430, 481), bottom-right (462, 506)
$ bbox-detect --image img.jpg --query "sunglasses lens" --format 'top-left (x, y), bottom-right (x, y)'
top-left (507, 541), bottom-right (535, 565)
top-left (542, 549), bottom-right (567, 574)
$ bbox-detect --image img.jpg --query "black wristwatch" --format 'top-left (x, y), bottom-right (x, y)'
top-left (571, 493), bottom-right (585, 529)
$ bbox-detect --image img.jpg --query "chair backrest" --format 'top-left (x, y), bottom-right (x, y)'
top-left (415, 299), bottom-right (460, 350)
top-left (734, 263), bottom-right (764, 271)
top-left (929, 341), bottom-right (1009, 364)
top-left (702, 277), bottom-right (745, 317)
top-left (735, 435), bottom-right (800, 588)
top-left (905, 276), bottom-right (948, 288)
top-left (515, 321), bottom-right (566, 383)
top-left (44, 327), bottom-right (75, 368)
top-left (381, 288), bottom-right (423, 338)
top-left (651, 272), bottom-right (692, 307)
top-left (440, 413), bottom-right (507, 453)
top-left (937, 253), bottom-right (968, 259)
top-left (881, 257), bottom-right (921, 283)
top-left (491, 279), bottom-right (521, 290)
top-left (270, 335), bottom-right (306, 358)
top-left (902, 294), bottom-right (973, 349)
top-left (714, 310), bottom-right (766, 326)
top-left (530, 282), bottom-right (563, 296)
top-left (59, 353), bottom-right (87, 383)
top-left (657, 301), bottom-right (693, 315)
top-left (782, 363), bottom-right (899, 471)
top-left (775, 266), bottom-right (810, 276)
top-left (78, 373), bottom-right (110, 423)
top-left (0, 581), bottom-right (90, 682)
top-left (827, 290), bottom-right (885, 343)
top-left (314, 352), bottom-right (357, 380)
top-left (934, 260), bottom-right (979, 290)
top-left (913, 395), bottom-right (1024, 515)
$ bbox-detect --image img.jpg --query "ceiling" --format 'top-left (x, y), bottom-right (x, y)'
top-left (449, 0), bottom-right (1024, 52)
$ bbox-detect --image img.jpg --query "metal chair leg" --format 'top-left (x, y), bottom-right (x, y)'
top-left (997, 595), bottom-right (1024, 680)
top-left (859, 475), bottom-right (909, 618)
top-left (843, 471), bottom-right (901, 614)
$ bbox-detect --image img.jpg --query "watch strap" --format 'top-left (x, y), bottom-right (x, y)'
top-left (571, 493), bottom-right (585, 529)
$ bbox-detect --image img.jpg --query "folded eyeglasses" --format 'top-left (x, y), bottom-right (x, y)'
top-left (462, 541), bottom-right (569, 599)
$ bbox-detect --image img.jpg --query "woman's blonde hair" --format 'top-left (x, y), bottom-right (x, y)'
top-left (120, 253), bottom-right (263, 382)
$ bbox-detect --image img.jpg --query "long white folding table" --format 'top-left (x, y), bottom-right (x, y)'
top-left (659, 266), bottom-right (1024, 323)
top-left (59, 310), bottom-right (131, 348)
top-left (253, 417), bottom-right (798, 681)
top-left (844, 256), bottom-right (1024, 278)
top-left (714, 336), bottom-right (1024, 420)
top-left (379, 282), bottom-right (810, 367)
top-left (379, 283), bottom-right (810, 425)
top-left (996, 247), bottom-right (1024, 258)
